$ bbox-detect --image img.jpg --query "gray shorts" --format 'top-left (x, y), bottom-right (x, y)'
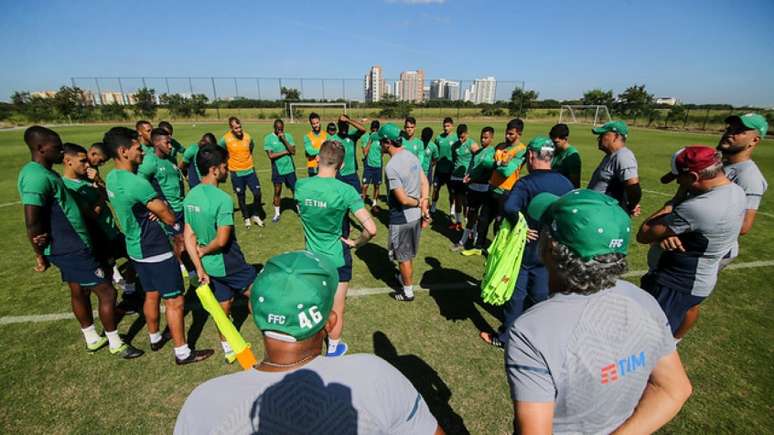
top-left (388, 219), bottom-right (422, 262)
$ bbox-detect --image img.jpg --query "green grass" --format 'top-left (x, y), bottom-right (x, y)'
top-left (0, 118), bottom-right (772, 434)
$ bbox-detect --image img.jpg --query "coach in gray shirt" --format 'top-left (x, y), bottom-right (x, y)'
top-left (588, 121), bottom-right (642, 215)
top-left (379, 123), bottom-right (430, 302)
top-left (174, 251), bottom-right (441, 435)
top-left (638, 146), bottom-right (745, 338)
top-left (507, 189), bottom-right (691, 435)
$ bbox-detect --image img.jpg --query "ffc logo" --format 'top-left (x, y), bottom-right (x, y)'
top-left (608, 238), bottom-right (624, 249)
top-left (601, 351), bottom-right (647, 384)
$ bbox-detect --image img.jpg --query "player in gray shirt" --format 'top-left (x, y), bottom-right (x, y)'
top-left (174, 251), bottom-right (441, 435)
top-left (378, 123), bottom-right (431, 302)
top-left (588, 121), bottom-right (642, 216)
top-left (507, 189), bottom-right (691, 434)
top-left (638, 146), bottom-right (745, 338)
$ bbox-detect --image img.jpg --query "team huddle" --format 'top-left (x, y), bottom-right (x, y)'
top-left (17, 112), bottom-right (768, 433)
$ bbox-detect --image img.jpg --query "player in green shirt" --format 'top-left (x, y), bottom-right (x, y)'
top-left (431, 117), bottom-right (458, 217)
top-left (179, 132), bottom-right (217, 189)
top-left (360, 120), bottom-right (383, 208)
top-left (183, 144), bottom-right (258, 363)
top-left (295, 140), bottom-right (376, 357)
top-left (333, 114), bottom-right (367, 191)
top-left (420, 127), bottom-right (438, 180)
top-left (18, 126), bottom-right (142, 358)
top-left (402, 117), bottom-right (425, 167)
top-left (457, 127), bottom-right (495, 252)
top-left (449, 124), bottom-right (478, 232)
top-left (136, 120), bottom-right (153, 153)
top-left (549, 123), bottom-right (582, 188)
top-left (86, 142), bottom-right (109, 187)
top-left (159, 121), bottom-right (186, 164)
top-left (264, 119), bottom-right (297, 223)
top-left (103, 126), bottom-right (213, 365)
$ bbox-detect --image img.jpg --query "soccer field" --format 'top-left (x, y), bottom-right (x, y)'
top-left (0, 118), bottom-right (772, 434)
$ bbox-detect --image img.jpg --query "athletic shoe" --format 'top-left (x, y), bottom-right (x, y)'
top-left (150, 330), bottom-right (171, 352)
top-left (447, 222), bottom-right (458, 230)
top-left (110, 343), bottom-right (145, 359)
top-left (175, 348), bottom-right (215, 365)
top-left (251, 215), bottom-right (265, 227)
top-left (272, 214), bottom-right (281, 224)
top-left (224, 350), bottom-right (237, 364)
top-left (244, 218), bottom-right (252, 228)
top-left (450, 243), bottom-right (465, 252)
top-left (479, 332), bottom-right (504, 350)
top-left (325, 341), bottom-right (348, 357)
top-left (86, 336), bottom-right (108, 353)
top-left (461, 248), bottom-right (483, 256)
top-left (392, 292), bottom-right (415, 302)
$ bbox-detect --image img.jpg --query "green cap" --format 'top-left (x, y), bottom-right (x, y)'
top-left (375, 123), bottom-right (402, 143)
top-left (527, 135), bottom-right (555, 153)
top-left (725, 113), bottom-right (768, 137)
top-left (592, 120), bottom-right (629, 138)
top-left (250, 251), bottom-right (339, 341)
top-left (527, 189), bottom-right (631, 259)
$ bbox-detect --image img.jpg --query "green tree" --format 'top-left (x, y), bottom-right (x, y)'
top-left (53, 86), bottom-right (94, 122)
top-left (480, 104), bottom-right (504, 116)
top-left (11, 91), bottom-right (55, 122)
top-left (100, 102), bottom-right (128, 121)
top-left (280, 87), bottom-right (300, 101)
top-left (133, 87), bottom-right (157, 119)
top-left (665, 105), bottom-right (687, 128)
top-left (615, 84), bottom-right (654, 124)
top-left (581, 89), bottom-right (615, 107)
top-left (378, 94), bottom-right (412, 119)
top-left (509, 87), bottom-right (539, 117)
top-left (190, 94), bottom-right (209, 116)
top-left (160, 93), bottom-right (192, 118)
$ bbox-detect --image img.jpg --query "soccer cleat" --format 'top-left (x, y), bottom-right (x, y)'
top-left (224, 350), bottom-right (237, 364)
top-left (272, 214), bottom-right (281, 224)
top-left (450, 243), bottom-right (465, 252)
top-left (110, 343), bottom-right (145, 359)
top-left (150, 330), bottom-right (171, 352)
top-left (175, 348), bottom-right (215, 365)
top-left (479, 332), bottom-right (505, 350)
top-left (461, 248), bottom-right (483, 256)
top-left (251, 215), bottom-right (265, 227)
top-left (86, 336), bottom-right (108, 353)
top-left (244, 218), bottom-right (252, 228)
top-left (325, 341), bottom-right (348, 357)
top-left (392, 291), bottom-right (415, 302)
top-left (447, 222), bottom-right (458, 230)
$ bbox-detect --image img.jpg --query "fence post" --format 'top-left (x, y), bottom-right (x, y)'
top-left (683, 108), bottom-right (690, 129)
top-left (165, 77), bottom-right (171, 95)
top-left (342, 79), bottom-right (346, 101)
top-left (702, 108), bottom-right (710, 130)
top-left (94, 78), bottom-right (103, 105)
top-left (118, 78), bottom-right (126, 105)
top-left (234, 77), bottom-right (240, 98)
top-left (300, 78), bottom-right (304, 99)
top-left (142, 77), bottom-right (147, 89)
top-left (255, 78), bottom-right (262, 100)
top-left (211, 77), bottom-right (220, 120)
top-left (188, 77), bottom-right (196, 122)
top-left (321, 79), bottom-right (326, 100)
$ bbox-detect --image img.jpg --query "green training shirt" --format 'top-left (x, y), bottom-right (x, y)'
top-left (433, 133), bottom-right (458, 174)
top-left (137, 151), bottom-right (185, 212)
top-left (263, 132), bottom-right (297, 176)
top-left (295, 176), bottom-right (365, 268)
top-left (552, 145), bottom-right (581, 185)
top-left (334, 131), bottom-right (365, 176)
top-left (361, 132), bottom-right (383, 168)
top-left (184, 183), bottom-right (249, 277)
top-left (403, 137), bottom-right (425, 170)
top-left (182, 143), bottom-right (201, 177)
top-left (62, 177), bottom-right (121, 241)
top-left (17, 162), bottom-right (91, 255)
top-left (451, 138), bottom-right (475, 178)
top-left (422, 141), bottom-right (438, 173)
top-left (167, 138), bottom-right (185, 163)
top-left (468, 146), bottom-right (496, 184)
top-left (106, 169), bottom-right (171, 259)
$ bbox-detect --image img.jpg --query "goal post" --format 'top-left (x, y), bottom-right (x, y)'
top-left (558, 105), bottom-right (611, 127)
top-left (287, 102), bottom-right (347, 123)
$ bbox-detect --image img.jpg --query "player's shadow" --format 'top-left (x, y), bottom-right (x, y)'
top-left (279, 197), bottom-right (298, 215)
top-left (354, 243), bottom-right (398, 288)
top-left (430, 212), bottom-right (463, 243)
top-left (373, 331), bottom-right (469, 435)
top-left (421, 257), bottom-right (498, 334)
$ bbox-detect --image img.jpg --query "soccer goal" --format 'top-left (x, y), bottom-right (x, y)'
top-left (287, 102), bottom-right (347, 123)
top-left (558, 105), bottom-right (611, 127)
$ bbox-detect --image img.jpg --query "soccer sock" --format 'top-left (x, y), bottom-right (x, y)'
top-left (105, 330), bottom-right (123, 350)
top-left (472, 230), bottom-right (478, 245)
top-left (459, 228), bottom-right (470, 245)
top-left (81, 324), bottom-right (101, 344)
top-left (403, 285), bottom-right (414, 298)
top-left (149, 331), bottom-right (162, 344)
top-left (328, 338), bottom-right (340, 352)
top-left (450, 204), bottom-right (456, 219)
top-left (112, 265), bottom-right (123, 283)
top-left (274, 206), bottom-right (280, 217)
top-left (221, 341), bottom-right (233, 354)
top-left (455, 212), bottom-right (463, 225)
top-left (174, 344), bottom-right (192, 360)
top-left (431, 201), bottom-right (437, 212)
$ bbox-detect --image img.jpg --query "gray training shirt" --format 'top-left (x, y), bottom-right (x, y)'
top-left (588, 147), bottom-right (638, 208)
top-left (386, 149), bottom-right (422, 225)
top-left (174, 354), bottom-right (437, 435)
top-left (506, 280), bottom-right (675, 435)
top-left (646, 182), bottom-right (746, 297)
top-left (724, 159), bottom-right (768, 210)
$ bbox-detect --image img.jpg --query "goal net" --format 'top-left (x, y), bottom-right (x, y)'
top-left (287, 102), bottom-right (347, 123)
top-left (558, 105), bottom-right (611, 127)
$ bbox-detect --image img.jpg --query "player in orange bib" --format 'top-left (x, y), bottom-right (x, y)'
top-left (218, 117), bottom-right (264, 228)
top-left (303, 112), bottom-right (329, 177)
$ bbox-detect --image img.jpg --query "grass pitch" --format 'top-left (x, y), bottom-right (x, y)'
top-left (0, 119), bottom-right (772, 434)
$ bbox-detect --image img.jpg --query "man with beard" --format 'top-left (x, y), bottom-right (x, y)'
top-left (219, 117), bottom-right (264, 228)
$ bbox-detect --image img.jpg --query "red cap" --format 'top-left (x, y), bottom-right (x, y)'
top-left (675, 146), bottom-right (720, 173)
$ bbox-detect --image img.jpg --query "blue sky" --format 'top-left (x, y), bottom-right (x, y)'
top-left (1, 0), bottom-right (773, 106)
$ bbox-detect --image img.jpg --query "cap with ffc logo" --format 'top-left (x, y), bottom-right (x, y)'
top-left (526, 135), bottom-right (556, 153)
top-left (591, 120), bottom-right (629, 138)
top-left (527, 189), bottom-right (631, 259)
top-left (250, 250), bottom-right (339, 341)
top-left (724, 113), bottom-right (768, 137)
top-left (375, 123), bottom-right (403, 144)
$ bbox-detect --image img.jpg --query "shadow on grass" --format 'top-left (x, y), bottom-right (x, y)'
top-left (279, 196), bottom-right (297, 215)
top-left (430, 210), bottom-right (462, 244)
top-left (422, 257), bottom-right (499, 334)
top-left (373, 331), bottom-right (469, 435)
top-left (354, 243), bottom-right (398, 288)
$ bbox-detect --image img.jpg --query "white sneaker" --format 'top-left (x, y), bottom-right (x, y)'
top-left (251, 215), bottom-right (264, 227)
top-left (244, 218), bottom-right (251, 228)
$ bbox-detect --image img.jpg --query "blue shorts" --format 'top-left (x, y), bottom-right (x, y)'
top-left (271, 167), bottom-right (297, 190)
top-left (187, 167), bottom-right (200, 189)
top-left (48, 249), bottom-right (108, 287)
top-left (362, 165), bottom-right (382, 186)
top-left (230, 171), bottom-right (261, 196)
top-left (93, 233), bottom-right (128, 266)
top-left (338, 241), bottom-right (353, 283)
top-left (434, 170), bottom-right (451, 187)
top-left (210, 265), bottom-right (258, 302)
top-left (164, 210), bottom-right (185, 237)
top-left (337, 173), bottom-right (361, 192)
top-left (132, 255), bottom-right (184, 299)
top-left (641, 277), bottom-right (706, 335)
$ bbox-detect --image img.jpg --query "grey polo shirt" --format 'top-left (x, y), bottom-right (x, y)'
top-left (588, 147), bottom-right (638, 207)
top-left (725, 159), bottom-right (767, 210)
top-left (386, 149), bottom-right (422, 225)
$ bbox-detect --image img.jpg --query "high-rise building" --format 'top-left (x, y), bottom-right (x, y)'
top-left (398, 69), bottom-right (425, 102)
top-left (444, 81), bottom-right (460, 101)
top-left (430, 79), bottom-right (447, 99)
top-left (364, 65), bottom-right (386, 103)
top-left (472, 76), bottom-right (497, 104)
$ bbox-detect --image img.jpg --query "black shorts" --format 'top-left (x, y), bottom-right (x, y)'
top-left (641, 276), bottom-right (706, 335)
top-left (466, 188), bottom-right (489, 211)
top-left (93, 233), bottom-right (129, 266)
top-left (362, 165), bottom-right (382, 186)
top-left (337, 173), bottom-right (361, 192)
top-left (307, 167), bottom-right (318, 177)
top-left (271, 167), bottom-right (297, 190)
top-left (132, 255), bottom-right (184, 299)
top-left (210, 265), bottom-right (257, 302)
top-left (230, 171), bottom-right (261, 195)
top-left (434, 171), bottom-right (451, 187)
top-left (338, 240), bottom-right (353, 283)
top-left (449, 178), bottom-right (466, 194)
top-left (47, 249), bottom-right (108, 287)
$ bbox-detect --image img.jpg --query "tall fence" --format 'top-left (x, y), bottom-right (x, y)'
top-left (69, 76), bottom-right (525, 106)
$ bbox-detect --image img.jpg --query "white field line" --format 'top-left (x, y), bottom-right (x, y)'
top-left (2, 260), bottom-right (772, 326)
top-left (0, 201), bottom-right (20, 208)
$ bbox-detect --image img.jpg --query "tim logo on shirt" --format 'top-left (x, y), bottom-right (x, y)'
top-left (601, 351), bottom-right (646, 384)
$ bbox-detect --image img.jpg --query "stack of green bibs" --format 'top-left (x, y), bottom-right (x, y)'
top-left (480, 213), bottom-right (528, 305)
